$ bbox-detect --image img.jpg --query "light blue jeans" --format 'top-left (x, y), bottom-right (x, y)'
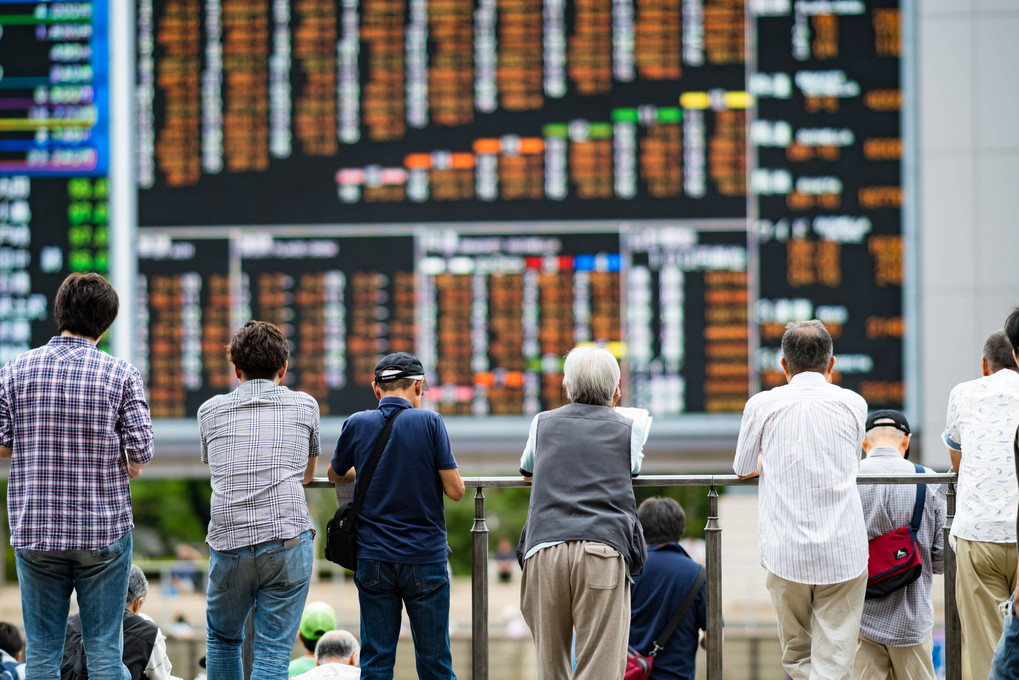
top-left (991, 595), bottom-right (1019, 679)
top-left (205, 530), bottom-right (314, 680)
top-left (355, 559), bottom-right (456, 680)
top-left (15, 531), bottom-right (133, 680)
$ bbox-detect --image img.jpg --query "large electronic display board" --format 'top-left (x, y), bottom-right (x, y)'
top-left (0, 1), bottom-right (111, 362)
top-left (133, 0), bottom-right (910, 426)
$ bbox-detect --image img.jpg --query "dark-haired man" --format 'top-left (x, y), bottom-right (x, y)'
top-left (200, 320), bottom-right (319, 680)
top-left (942, 330), bottom-right (1019, 680)
top-left (0, 621), bottom-right (23, 679)
top-left (628, 497), bottom-right (706, 680)
top-left (733, 320), bottom-right (868, 680)
top-left (0, 272), bottom-right (154, 679)
top-left (329, 352), bottom-right (464, 680)
top-left (855, 411), bottom-right (945, 680)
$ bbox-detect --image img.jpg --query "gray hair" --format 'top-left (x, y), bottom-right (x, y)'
top-left (864, 426), bottom-right (908, 447)
top-left (125, 565), bottom-right (148, 607)
top-left (315, 629), bottom-right (359, 664)
top-left (563, 345), bottom-right (621, 406)
top-left (781, 320), bottom-right (833, 374)
top-left (984, 330), bottom-right (1018, 373)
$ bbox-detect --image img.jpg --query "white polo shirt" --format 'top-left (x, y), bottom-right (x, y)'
top-left (734, 371), bottom-right (869, 585)
top-left (942, 368), bottom-right (1019, 544)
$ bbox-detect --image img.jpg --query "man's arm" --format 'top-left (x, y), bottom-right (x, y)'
top-left (121, 372), bottom-right (155, 474)
top-left (733, 399), bottom-right (763, 479)
top-left (143, 628), bottom-right (174, 680)
top-left (439, 467), bottom-right (465, 501)
top-left (0, 446), bottom-right (11, 459)
top-left (327, 464), bottom-right (355, 483)
top-left (302, 456), bottom-right (317, 485)
top-left (127, 459), bottom-right (148, 479)
top-left (949, 449), bottom-right (962, 473)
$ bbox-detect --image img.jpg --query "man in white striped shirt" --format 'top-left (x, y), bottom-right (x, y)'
top-left (734, 320), bottom-right (869, 680)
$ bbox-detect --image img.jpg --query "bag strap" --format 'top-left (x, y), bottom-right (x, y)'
top-left (648, 564), bottom-right (706, 657)
top-left (350, 408), bottom-right (405, 515)
top-left (909, 462), bottom-right (926, 536)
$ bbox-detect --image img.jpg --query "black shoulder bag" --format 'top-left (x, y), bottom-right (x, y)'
top-left (324, 409), bottom-right (403, 570)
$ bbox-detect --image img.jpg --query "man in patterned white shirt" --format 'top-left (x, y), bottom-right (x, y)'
top-left (734, 320), bottom-right (868, 680)
top-left (943, 330), bottom-right (1019, 680)
top-left (855, 410), bottom-right (945, 680)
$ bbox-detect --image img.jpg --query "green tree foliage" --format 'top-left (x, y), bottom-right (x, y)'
top-left (443, 484), bottom-right (715, 576)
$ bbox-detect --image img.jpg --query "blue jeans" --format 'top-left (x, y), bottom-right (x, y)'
top-left (991, 596), bottom-right (1019, 679)
top-left (205, 531), bottom-right (314, 680)
top-left (355, 559), bottom-right (456, 680)
top-left (15, 531), bottom-right (133, 680)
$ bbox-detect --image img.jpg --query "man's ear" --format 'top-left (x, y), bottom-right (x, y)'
top-left (276, 360), bottom-right (288, 383)
top-left (372, 381), bottom-right (383, 400)
top-left (780, 357), bottom-right (792, 383)
top-left (982, 356), bottom-right (992, 377)
top-left (234, 365), bottom-right (244, 381)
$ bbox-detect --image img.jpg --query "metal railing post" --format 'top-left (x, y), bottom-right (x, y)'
top-left (944, 482), bottom-right (961, 680)
top-left (471, 485), bottom-right (489, 680)
top-left (705, 483), bottom-right (723, 680)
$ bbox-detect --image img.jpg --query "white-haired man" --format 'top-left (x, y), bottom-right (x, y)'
top-left (294, 630), bottom-right (360, 679)
top-left (518, 344), bottom-right (648, 679)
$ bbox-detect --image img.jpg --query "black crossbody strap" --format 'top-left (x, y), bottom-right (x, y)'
top-left (649, 564), bottom-right (706, 657)
top-left (350, 408), bottom-right (404, 515)
top-left (910, 462), bottom-right (926, 536)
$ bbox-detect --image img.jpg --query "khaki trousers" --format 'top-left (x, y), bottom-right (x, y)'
top-left (766, 569), bottom-right (868, 680)
top-left (520, 541), bottom-right (630, 680)
top-left (955, 538), bottom-right (1019, 680)
top-left (853, 633), bottom-right (935, 680)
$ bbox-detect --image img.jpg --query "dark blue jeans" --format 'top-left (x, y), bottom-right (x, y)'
top-left (991, 596), bottom-right (1019, 679)
top-left (15, 531), bottom-right (133, 680)
top-left (354, 559), bottom-right (456, 680)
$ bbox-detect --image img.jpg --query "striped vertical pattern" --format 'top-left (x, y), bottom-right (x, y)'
top-left (199, 380), bottom-right (320, 551)
top-left (734, 371), bottom-right (869, 585)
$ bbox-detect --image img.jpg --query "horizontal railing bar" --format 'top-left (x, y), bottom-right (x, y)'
top-left (306, 472), bottom-right (957, 490)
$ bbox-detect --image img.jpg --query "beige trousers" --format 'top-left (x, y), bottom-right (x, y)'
top-left (766, 569), bottom-right (868, 680)
top-left (520, 541), bottom-right (630, 680)
top-left (955, 538), bottom-right (1018, 680)
top-left (853, 633), bottom-right (935, 679)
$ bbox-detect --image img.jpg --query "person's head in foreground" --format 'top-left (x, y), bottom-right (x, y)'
top-left (563, 344), bottom-right (621, 406)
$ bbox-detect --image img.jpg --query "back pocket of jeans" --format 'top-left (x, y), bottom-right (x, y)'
top-left (583, 543), bottom-right (622, 590)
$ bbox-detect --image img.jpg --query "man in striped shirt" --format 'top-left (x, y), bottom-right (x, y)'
top-left (734, 320), bottom-right (869, 680)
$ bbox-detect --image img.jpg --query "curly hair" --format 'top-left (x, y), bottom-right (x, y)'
top-left (226, 321), bottom-right (290, 380)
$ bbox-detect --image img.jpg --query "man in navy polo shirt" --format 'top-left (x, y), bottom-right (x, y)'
top-left (330, 352), bottom-right (465, 680)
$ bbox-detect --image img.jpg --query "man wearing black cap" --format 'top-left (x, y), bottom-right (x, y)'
top-left (329, 352), bottom-right (464, 680)
top-left (855, 410), bottom-right (945, 680)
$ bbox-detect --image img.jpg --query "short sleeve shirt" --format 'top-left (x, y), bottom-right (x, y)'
top-left (331, 397), bottom-right (457, 564)
top-left (199, 379), bottom-right (320, 551)
top-left (0, 336), bottom-right (154, 550)
top-left (942, 369), bottom-right (1019, 544)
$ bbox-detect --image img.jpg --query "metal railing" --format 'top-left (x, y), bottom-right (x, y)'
top-left (310, 472), bottom-right (960, 680)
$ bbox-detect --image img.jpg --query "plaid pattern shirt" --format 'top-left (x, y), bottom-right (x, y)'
top-left (199, 379), bottom-right (320, 551)
top-left (0, 336), bottom-right (154, 551)
top-left (858, 448), bottom-right (946, 646)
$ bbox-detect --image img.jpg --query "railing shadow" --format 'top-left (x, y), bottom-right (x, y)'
top-left (310, 472), bottom-right (960, 680)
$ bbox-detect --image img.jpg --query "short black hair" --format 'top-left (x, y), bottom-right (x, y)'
top-left (0, 621), bottom-right (23, 659)
top-left (226, 321), bottom-right (290, 380)
top-left (983, 330), bottom-right (1017, 373)
top-left (54, 272), bottom-right (119, 339)
top-left (637, 497), bottom-right (686, 545)
top-left (781, 320), bottom-right (833, 374)
top-left (1005, 308), bottom-right (1019, 355)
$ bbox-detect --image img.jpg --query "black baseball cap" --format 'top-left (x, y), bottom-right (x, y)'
top-left (865, 409), bottom-right (910, 435)
top-left (374, 352), bottom-right (428, 389)
top-left (866, 409), bottom-right (911, 458)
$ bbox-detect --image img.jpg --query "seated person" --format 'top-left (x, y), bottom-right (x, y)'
top-left (62, 565), bottom-right (174, 680)
top-left (294, 630), bottom-right (360, 679)
top-left (289, 602), bottom-right (338, 677)
top-left (0, 622), bottom-right (23, 680)
top-left (628, 497), bottom-right (708, 680)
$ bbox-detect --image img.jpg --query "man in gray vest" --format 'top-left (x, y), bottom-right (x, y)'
top-left (517, 344), bottom-right (647, 680)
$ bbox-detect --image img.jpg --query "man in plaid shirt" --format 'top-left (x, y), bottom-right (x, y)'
top-left (0, 273), bottom-right (154, 679)
top-left (855, 410), bottom-right (945, 680)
